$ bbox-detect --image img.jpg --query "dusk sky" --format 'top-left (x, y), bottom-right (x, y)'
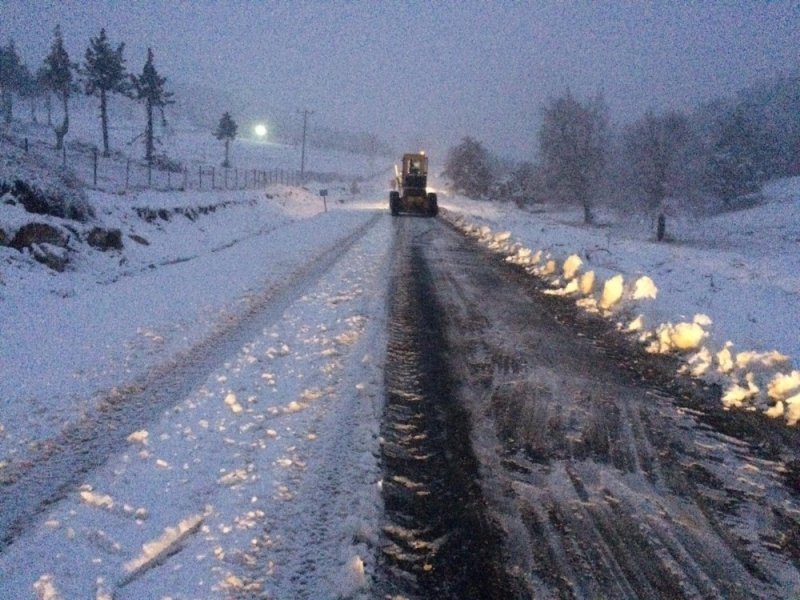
top-left (3, 1), bottom-right (799, 159)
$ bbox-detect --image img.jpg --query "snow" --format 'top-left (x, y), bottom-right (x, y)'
top-left (2, 100), bottom-right (800, 596)
top-left (438, 177), bottom-right (800, 423)
top-left (0, 182), bottom-right (391, 597)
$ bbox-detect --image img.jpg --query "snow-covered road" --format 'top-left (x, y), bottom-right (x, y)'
top-left (0, 199), bottom-right (392, 598)
top-left (2, 180), bottom-right (800, 599)
top-left (381, 216), bottom-right (800, 598)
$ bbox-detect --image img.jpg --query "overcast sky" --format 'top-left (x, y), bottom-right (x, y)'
top-left (3, 1), bottom-right (799, 160)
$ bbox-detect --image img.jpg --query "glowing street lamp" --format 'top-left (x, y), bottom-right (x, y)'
top-left (254, 123), bottom-right (267, 139)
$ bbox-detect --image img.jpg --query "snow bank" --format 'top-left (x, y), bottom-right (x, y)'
top-left (442, 198), bottom-right (800, 426)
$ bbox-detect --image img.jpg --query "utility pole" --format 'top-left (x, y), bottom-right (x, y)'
top-left (298, 109), bottom-right (313, 182)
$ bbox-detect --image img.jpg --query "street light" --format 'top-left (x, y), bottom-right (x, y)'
top-left (253, 124), bottom-right (268, 186)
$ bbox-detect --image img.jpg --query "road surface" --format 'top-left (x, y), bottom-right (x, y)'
top-left (1, 208), bottom-right (799, 599)
top-left (378, 214), bottom-right (800, 599)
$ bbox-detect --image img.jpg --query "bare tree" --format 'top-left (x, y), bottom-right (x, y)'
top-left (538, 90), bottom-right (609, 224)
top-left (622, 110), bottom-right (691, 240)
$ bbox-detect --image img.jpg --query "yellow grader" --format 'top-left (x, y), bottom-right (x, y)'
top-left (389, 152), bottom-right (438, 217)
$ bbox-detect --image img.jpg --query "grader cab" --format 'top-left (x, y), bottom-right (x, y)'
top-left (390, 152), bottom-right (438, 217)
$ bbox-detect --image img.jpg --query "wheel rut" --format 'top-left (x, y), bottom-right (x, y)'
top-left (378, 215), bottom-right (800, 599)
top-left (377, 217), bottom-right (522, 598)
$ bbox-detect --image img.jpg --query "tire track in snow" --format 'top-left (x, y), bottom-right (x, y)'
top-left (425, 218), bottom-right (800, 598)
top-left (377, 217), bottom-right (524, 598)
top-left (0, 212), bottom-right (381, 553)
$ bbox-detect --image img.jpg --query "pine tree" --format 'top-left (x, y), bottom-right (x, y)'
top-left (131, 48), bottom-right (174, 165)
top-left (0, 40), bottom-right (23, 125)
top-left (83, 28), bottom-right (129, 156)
top-left (214, 111), bottom-right (238, 167)
top-left (42, 25), bottom-right (74, 150)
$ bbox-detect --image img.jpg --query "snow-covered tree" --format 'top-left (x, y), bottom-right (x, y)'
top-left (623, 110), bottom-right (691, 239)
top-left (214, 111), bottom-right (237, 167)
top-left (505, 161), bottom-right (543, 207)
top-left (0, 40), bottom-right (24, 125)
top-left (444, 136), bottom-right (493, 199)
top-left (83, 29), bottom-right (130, 156)
top-left (131, 48), bottom-right (174, 165)
top-left (538, 90), bottom-right (609, 224)
top-left (42, 25), bottom-right (75, 150)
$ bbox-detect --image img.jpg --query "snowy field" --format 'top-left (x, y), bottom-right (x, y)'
top-left (2, 103), bottom-right (800, 596)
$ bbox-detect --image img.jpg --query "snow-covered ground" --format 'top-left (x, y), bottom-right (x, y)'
top-left (2, 101), bottom-right (800, 596)
top-left (0, 178), bottom-right (393, 597)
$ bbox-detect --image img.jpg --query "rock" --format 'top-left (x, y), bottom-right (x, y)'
top-left (87, 227), bottom-right (123, 251)
top-left (10, 222), bottom-right (68, 251)
top-left (31, 243), bottom-right (69, 272)
top-left (128, 233), bottom-right (150, 246)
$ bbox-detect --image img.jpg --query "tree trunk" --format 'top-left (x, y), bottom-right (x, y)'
top-left (46, 94), bottom-right (52, 126)
top-left (54, 93), bottom-right (69, 150)
top-left (223, 139), bottom-right (230, 167)
top-left (145, 99), bottom-right (154, 165)
top-left (656, 213), bottom-right (666, 242)
top-left (30, 97), bottom-right (37, 123)
top-left (582, 199), bottom-right (594, 225)
top-left (100, 89), bottom-right (110, 157)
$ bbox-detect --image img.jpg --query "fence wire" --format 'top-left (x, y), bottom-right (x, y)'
top-left (5, 133), bottom-right (362, 195)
